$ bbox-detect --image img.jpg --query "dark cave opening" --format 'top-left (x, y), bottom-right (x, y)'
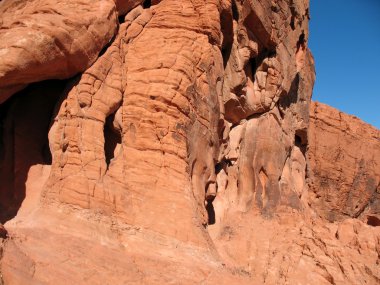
top-left (249, 57), bottom-right (257, 80)
top-left (0, 98), bottom-right (11, 162)
top-left (295, 129), bottom-right (308, 155)
top-left (206, 198), bottom-right (216, 225)
top-left (143, 0), bottom-right (151, 9)
top-left (0, 80), bottom-right (65, 223)
top-left (118, 15), bottom-right (125, 24)
top-left (104, 114), bottom-right (122, 167)
top-left (295, 134), bottom-right (302, 148)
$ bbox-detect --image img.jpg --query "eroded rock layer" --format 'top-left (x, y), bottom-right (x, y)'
top-left (0, 0), bottom-right (379, 284)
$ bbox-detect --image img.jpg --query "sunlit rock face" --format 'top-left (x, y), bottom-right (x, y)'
top-left (308, 102), bottom-right (380, 223)
top-left (0, 0), bottom-right (120, 103)
top-left (0, 0), bottom-right (379, 284)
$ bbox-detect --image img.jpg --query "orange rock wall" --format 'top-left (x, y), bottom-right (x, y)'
top-left (308, 102), bottom-right (380, 222)
top-left (0, 0), bottom-right (379, 284)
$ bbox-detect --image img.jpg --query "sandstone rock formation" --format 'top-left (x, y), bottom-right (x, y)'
top-left (0, 0), bottom-right (379, 284)
top-left (0, 0), bottom-right (123, 103)
top-left (308, 102), bottom-right (380, 224)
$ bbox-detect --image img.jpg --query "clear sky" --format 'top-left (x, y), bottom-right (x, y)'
top-left (308, 0), bottom-right (380, 129)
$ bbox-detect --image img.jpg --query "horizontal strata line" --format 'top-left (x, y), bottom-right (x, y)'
top-left (122, 145), bottom-right (186, 159)
top-left (139, 25), bottom-right (219, 45)
top-left (56, 114), bottom-right (105, 123)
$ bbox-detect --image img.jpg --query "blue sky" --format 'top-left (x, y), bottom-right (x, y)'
top-left (308, 0), bottom-right (380, 129)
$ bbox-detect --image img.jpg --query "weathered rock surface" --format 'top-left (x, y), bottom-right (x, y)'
top-left (308, 101), bottom-right (380, 223)
top-left (0, 0), bottom-right (119, 103)
top-left (0, 0), bottom-right (379, 284)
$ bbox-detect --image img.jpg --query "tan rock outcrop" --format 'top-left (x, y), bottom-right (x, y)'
top-left (0, 0), bottom-right (379, 284)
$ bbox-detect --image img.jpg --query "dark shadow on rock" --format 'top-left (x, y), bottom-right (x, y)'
top-left (0, 80), bottom-right (66, 223)
top-left (279, 74), bottom-right (300, 111)
top-left (206, 198), bottom-right (216, 225)
top-left (220, 3), bottom-right (234, 68)
top-left (367, 215), bottom-right (380, 227)
top-left (104, 114), bottom-right (122, 167)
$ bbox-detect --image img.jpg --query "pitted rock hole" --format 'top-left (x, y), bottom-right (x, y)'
top-left (143, 0), bottom-right (151, 9)
top-left (367, 216), bottom-right (380, 227)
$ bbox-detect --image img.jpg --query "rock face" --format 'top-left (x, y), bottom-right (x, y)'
top-left (0, 0), bottom-right (379, 284)
top-left (308, 102), bottom-right (380, 223)
top-left (0, 0), bottom-right (120, 103)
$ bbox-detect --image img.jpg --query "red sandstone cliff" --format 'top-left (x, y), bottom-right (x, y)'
top-left (0, 0), bottom-right (379, 284)
top-left (308, 102), bottom-right (380, 224)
